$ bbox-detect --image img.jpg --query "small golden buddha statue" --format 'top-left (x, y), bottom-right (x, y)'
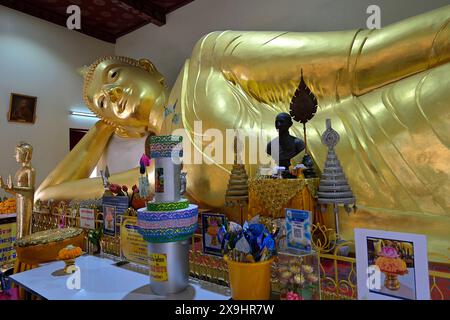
top-left (0, 142), bottom-right (35, 238)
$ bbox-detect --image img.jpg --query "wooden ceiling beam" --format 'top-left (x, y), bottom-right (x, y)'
top-left (118, 0), bottom-right (166, 26)
top-left (0, 0), bottom-right (116, 43)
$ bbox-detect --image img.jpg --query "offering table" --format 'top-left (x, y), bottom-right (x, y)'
top-left (9, 255), bottom-right (230, 300)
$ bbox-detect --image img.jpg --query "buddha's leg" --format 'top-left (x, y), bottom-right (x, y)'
top-left (172, 12), bottom-right (450, 258)
top-left (308, 63), bottom-right (450, 260)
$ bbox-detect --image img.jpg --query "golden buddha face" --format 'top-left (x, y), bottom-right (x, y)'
top-left (15, 143), bottom-right (32, 164)
top-left (82, 56), bottom-right (168, 136)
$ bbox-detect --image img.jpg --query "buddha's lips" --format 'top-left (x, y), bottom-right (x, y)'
top-left (116, 98), bottom-right (127, 114)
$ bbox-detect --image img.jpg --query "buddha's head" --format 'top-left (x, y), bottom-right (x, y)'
top-left (81, 56), bottom-right (168, 137)
top-left (15, 142), bottom-right (33, 164)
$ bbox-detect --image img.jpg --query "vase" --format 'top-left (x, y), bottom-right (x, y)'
top-left (63, 258), bottom-right (76, 274)
top-left (88, 242), bottom-right (100, 255)
top-left (384, 273), bottom-right (400, 290)
top-left (225, 256), bottom-right (274, 300)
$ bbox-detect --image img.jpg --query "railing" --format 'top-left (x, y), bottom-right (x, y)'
top-left (310, 224), bottom-right (450, 300)
top-left (30, 205), bottom-right (450, 300)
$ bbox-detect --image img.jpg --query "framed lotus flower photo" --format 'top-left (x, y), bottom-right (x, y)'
top-left (355, 229), bottom-right (430, 300)
top-left (201, 213), bottom-right (226, 256)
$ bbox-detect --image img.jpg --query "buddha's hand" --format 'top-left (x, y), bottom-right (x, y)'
top-left (96, 118), bottom-right (115, 130)
top-left (0, 175), bottom-right (13, 192)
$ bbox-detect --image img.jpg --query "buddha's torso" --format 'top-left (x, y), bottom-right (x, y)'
top-left (15, 167), bottom-right (33, 188)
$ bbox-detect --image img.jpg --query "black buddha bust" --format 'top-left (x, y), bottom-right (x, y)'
top-left (266, 113), bottom-right (305, 178)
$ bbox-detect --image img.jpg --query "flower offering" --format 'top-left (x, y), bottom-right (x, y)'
top-left (219, 216), bottom-right (278, 263)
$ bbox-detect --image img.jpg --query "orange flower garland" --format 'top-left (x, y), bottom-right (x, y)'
top-left (0, 198), bottom-right (16, 214)
top-left (58, 245), bottom-right (82, 260)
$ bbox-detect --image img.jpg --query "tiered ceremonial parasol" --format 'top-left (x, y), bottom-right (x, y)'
top-left (317, 119), bottom-right (356, 239)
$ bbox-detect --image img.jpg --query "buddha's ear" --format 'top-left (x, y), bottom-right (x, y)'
top-left (139, 58), bottom-right (157, 73)
top-left (77, 65), bottom-right (89, 78)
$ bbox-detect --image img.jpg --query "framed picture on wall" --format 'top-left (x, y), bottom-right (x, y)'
top-left (8, 93), bottom-right (37, 124)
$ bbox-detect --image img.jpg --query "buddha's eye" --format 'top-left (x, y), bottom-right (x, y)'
top-left (108, 69), bottom-right (119, 82)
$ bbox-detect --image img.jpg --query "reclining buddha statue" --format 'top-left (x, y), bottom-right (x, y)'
top-left (35, 6), bottom-right (450, 259)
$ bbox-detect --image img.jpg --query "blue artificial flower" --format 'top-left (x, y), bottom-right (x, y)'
top-left (262, 235), bottom-right (276, 251)
top-left (220, 234), bottom-right (229, 252)
top-left (229, 221), bottom-right (242, 233)
top-left (235, 236), bottom-right (251, 254)
top-left (248, 223), bottom-right (264, 237)
top-left (256, 233), bottom-right (264, 248)
top-left (217, 225), bottom-right (226, 244)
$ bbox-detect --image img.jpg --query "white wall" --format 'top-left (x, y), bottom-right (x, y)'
top-left (0, 6), bottom-right (114, 197)
top-left (116, 0), bottom-right (450, 87)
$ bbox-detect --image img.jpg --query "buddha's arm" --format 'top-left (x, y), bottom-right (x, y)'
top-left (35, 120), bottom-right (115, 201)
top-left (0, 177), bottom-right (32, 197)
top-left (35, 167), bottom-right (141, 201)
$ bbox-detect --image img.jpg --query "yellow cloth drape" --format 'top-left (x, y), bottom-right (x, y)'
top-left (248, 178), bottom-right (321, 224)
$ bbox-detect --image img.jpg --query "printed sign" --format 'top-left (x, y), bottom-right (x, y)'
top-left (149, 253), bottom-right (168, 282)
top-left (79, 208), bottom-right (95, 230)
top-left (120, 216), bottom-right (148, 265)
top-left (0, 221), bottom-right (16, 266)
top-left (285, 209), bottom-right (312, 252)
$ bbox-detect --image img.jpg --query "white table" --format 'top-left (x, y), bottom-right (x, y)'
top-left (10, 255), bottom-right (231, 300)
top-left (0, 213), bottom-right (16, 220)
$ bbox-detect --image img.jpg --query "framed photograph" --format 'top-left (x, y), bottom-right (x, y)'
top-left (103, 205), bottom-right (116, 236)
top-left (8, 93), bottom-right (37, 124)
top-left (285, 209), bottom-right (312, 252)
top-left (355, 228), bottom-right (430, 300)
top-left (201, 213), bottom-right (226, 256)
top-left (102, 195), bottom-right (129, 236)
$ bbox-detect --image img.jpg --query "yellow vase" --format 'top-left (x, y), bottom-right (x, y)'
top-left (225, 256), bottom-right (274, 300)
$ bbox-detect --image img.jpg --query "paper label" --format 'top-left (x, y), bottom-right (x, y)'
top-left (286, 209), bottom-right (312, 252)
top-left (155, 168), bottom-right (164, 193)
top-left (0, 222), bottom-right (16, 265)
top-left (120, 217), bottom-right (148, 265)
top-left (149, 253), bottom-right (168, 282)
top-left (79, 208), bottom-right (95, 230)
